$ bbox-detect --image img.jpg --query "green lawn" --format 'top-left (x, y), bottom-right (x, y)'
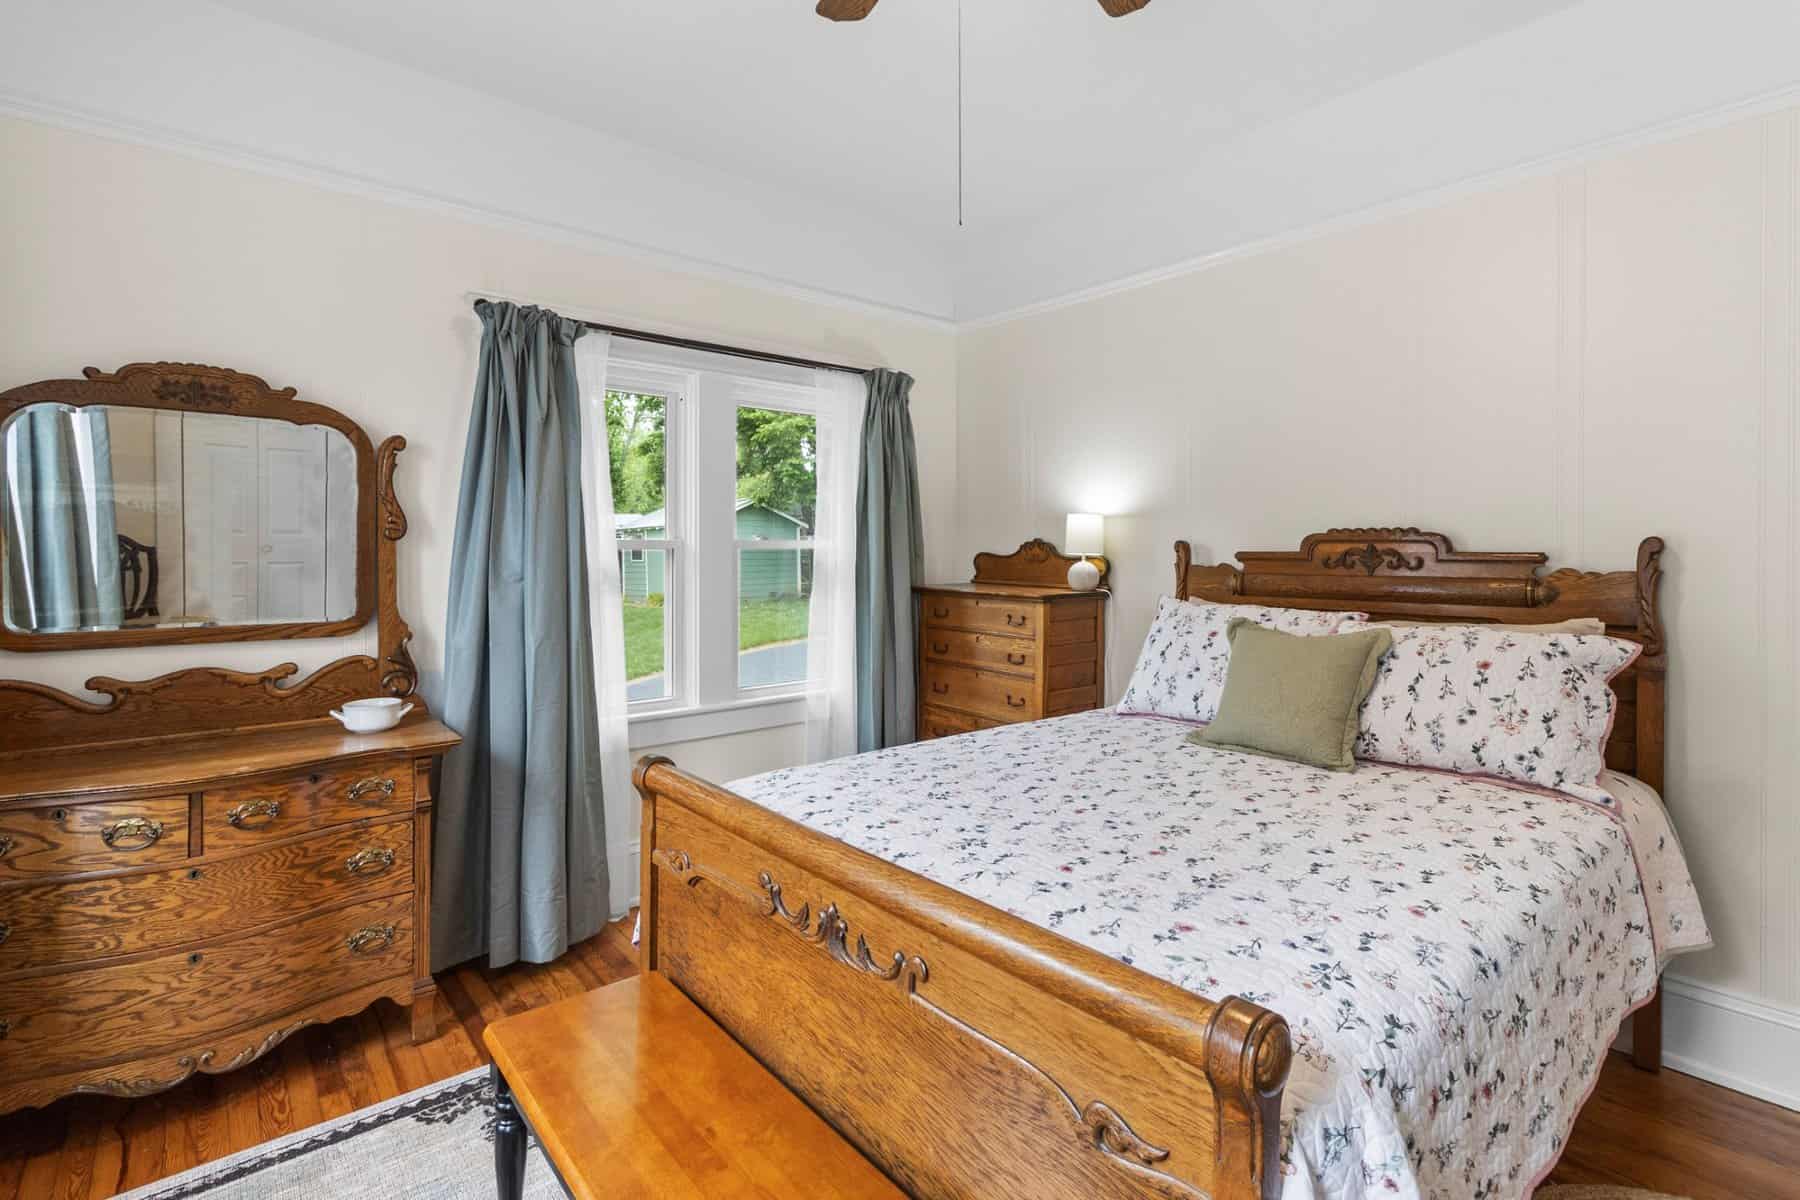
top-left (622, 597), bottom-right (808, 682)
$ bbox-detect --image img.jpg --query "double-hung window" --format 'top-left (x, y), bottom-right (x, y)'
top-left (608, 342), bottom-right (823, 736)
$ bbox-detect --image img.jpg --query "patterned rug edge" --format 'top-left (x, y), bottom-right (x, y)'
top-left (114, 1066), bottom-right (492, 1200)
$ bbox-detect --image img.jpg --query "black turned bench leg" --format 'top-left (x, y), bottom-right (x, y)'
top-left (492, 1063), bottom-right (528, 1200)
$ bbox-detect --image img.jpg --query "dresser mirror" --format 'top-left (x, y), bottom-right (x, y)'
top-left (0, 363), bottom-right (376, 650)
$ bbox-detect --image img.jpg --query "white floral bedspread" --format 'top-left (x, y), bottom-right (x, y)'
top-left (730, 710), bottom-right (1709, 1200)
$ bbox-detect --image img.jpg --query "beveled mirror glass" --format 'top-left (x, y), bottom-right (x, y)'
top-left (2, 405), bottom-right (359, 634)
top-left (0, 363), bottom-right (376, 650)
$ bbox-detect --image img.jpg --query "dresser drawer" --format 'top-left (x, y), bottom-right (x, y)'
top-left (206, 757), bottom-right (413, 850)
top-left (919, 594), bottom-right (1039, 638)
top-left (0, 817), bottom-right (413, 976)
top-left (921, 662), bottom-right (1042, 722)
top-left (919, 705), bottom-right (1001, 741)
top-left (0, 796), bottom-right (190, 880)
top-left (922, 628), bottom-right (1038, 677)
top-left (0, 892), bottom-right (413, 1083)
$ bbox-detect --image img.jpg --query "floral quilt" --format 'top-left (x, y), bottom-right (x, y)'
top-left (730, 710), bottom-right (1709, 1200)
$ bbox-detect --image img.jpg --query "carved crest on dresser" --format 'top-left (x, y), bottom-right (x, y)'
top-left (0, 362), bottom-right (460, 1115)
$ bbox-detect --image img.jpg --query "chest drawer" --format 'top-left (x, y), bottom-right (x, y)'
top-left (921, 662), bottom-right (1042, 723)
top-left (205, 757), bottom-right (413, 850)
top-left (922, 628), bottom-right (1038, 677)
top-left (0, 891), bottom-right (414, 1084)
top-left (0, 796), bottom-right (190, 880)
top-left (919, 704), bottom-right (1001, 741)
top-left (919, 594), bottom-right (1039, 638)
top-left (0, 817), bottom-right (413, 976)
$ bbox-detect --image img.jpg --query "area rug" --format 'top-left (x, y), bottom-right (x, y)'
top-left (115, 1068), bottom-right (561, 1199)
top-left (110, 1068), bottom-right (1693, 1200)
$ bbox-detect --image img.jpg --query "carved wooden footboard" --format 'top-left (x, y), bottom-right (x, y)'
top-left (635, 757), bottom-right (1292, 1200)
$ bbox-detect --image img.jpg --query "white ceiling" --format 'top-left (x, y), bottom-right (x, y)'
top-left (207, 0), bottom-right (1579, 237)
top-left (8, 0), bottom-right (1800, 320)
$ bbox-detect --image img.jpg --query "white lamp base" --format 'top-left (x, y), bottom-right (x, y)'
top-left (1067, 557), bottom-right (1100, 591)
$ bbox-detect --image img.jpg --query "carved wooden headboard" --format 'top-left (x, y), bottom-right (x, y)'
top-left (1175, 528), bottom-right (1667, 790)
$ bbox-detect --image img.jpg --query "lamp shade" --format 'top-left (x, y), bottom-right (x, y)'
top-left (1064, 513), bottom-right (1105, 557)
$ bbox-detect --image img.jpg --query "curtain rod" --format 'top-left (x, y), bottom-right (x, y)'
top-left (467, 295), bottom-right (869, 375)
top-left (579, 320), bottom-right (869, 376)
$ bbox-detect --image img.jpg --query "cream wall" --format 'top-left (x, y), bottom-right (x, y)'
top-left (958, 107), bottom-right (1800, 1106)
top-left (0, 114), bottom-right (958, 784)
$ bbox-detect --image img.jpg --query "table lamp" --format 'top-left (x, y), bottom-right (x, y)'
top-left (1064, 513), bottom-right (1104, 591)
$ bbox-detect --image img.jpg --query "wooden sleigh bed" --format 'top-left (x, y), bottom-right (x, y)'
top-left (633, 527), bottom-right (1668, 1200)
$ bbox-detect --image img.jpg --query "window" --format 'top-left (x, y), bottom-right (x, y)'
top-left (606, 346), bottom-right (826, 728)
top-left (735, 403), bottom-right (815, 690)
top-left (606, 378), bottom-right (677, 707)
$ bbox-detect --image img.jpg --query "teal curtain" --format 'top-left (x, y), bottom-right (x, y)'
top-left (854, 368), bottom-right (924, 751)
top-left (2, 407), bottom-right (123, 633)
top-left (434, 301), bottom-right (609, 970)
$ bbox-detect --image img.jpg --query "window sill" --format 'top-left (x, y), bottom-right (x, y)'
top-left (627, 691), bottom-right (808, 749)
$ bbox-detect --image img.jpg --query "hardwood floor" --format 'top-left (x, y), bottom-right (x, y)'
top-left (1, 911), bottom-right (1795, 1199)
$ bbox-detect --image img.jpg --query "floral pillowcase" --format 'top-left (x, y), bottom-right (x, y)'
top-left (1116, 596), bottom-right (1366, 724)
top-left (1350, 623), bottom-right (1641, 805)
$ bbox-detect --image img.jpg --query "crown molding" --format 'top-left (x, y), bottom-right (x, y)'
top-left (0, 94), bottom-right (957, 333)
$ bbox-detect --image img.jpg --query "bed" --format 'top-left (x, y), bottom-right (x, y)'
top-left (633, 527), bottom-right (1708, 1200)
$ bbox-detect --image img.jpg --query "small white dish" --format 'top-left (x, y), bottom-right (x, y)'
top-left (329, 696), bottom-right (414, 733)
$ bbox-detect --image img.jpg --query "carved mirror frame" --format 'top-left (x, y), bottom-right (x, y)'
top-left (0, 362), bottom-right (379, 652)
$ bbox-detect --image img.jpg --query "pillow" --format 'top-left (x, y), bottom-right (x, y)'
top-left (1353, 624), bottom-right (1641, 804)
top-left (1373, 617), bottom-right (1607, 636)
top-left (1190, 620), bottom-right (1393, 770)
top-left (1116, 596), bottom-right (1367, 723)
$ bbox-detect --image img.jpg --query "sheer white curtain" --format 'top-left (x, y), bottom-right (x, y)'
top-left (806, 368), bottom-right (866, 762)
top-left (575, 332), bottom-right (638, 919)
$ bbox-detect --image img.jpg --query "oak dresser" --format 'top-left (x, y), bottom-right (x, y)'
top-left (0, 362), bottom-right (459, 1115)
top-left (915, 539), bottom-right (1110, 740)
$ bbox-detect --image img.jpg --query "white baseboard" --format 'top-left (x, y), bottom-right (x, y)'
top-left (1615, 975), bottom-right (1800, 1111)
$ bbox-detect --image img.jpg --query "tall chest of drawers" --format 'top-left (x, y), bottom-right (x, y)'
top-left (915, 539), bottom-right (1110, 740)
top-left (0, 718), bottom-right (459, 1114)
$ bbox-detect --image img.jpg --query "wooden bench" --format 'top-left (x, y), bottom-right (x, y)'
top-left (483, 973), bottom-right (907, 1199)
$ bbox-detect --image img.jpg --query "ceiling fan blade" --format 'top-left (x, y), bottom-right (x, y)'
top-left (1097, 0), bottom-right (1151, 14)
top-left (816, 0), bottom-right (880, 20)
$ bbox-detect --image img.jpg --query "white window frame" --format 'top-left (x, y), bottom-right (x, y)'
top-left (609, 351), bottom-right (820, 745)
top-left (606, 363), bottom-right (691, 716)
top-left (730, 380), bottom-right (818, 698)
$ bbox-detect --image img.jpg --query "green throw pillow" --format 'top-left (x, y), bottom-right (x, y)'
top-left (1189, 618), bottom-right (1393, 771)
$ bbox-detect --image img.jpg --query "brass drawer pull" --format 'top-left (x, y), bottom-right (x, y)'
top-left (226, 799), bottom-right (282, 829)
top-left (931, 641), bottom-right (949, 654)
top-left (1005, 613), bottom-right (1028, 627)
top-left (348, 777), bottom-right (397, 804)
top-left (101, 817), bottom-right (165, 850)
top-left (346, 924), bottom-right (398, 955)
top-left (931, 681), bottom-right (949, 695)
top-left (0, 834), bottom-right (12, 858)
top-left (1006, 694), bottom-right (1026, 708)
top-left (0, 921), bottom-right (10, 946)
top-left (0, 1018), bottom-right (9, 1039)
top-left (1006, 652), bottom-right (1028, 666)
top-left (931, 605), bottom-right (949, 618)
top-left (345, 846), bottom-right (396, 876)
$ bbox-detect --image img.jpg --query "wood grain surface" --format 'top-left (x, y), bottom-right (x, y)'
top-left (0, 818), bottom-right (413, 975)
top-left (204, 757), bottom-right (412, 851)
top-left (487, 974), bottom-right (905, 1199)
top-left (0, 894), bottom-right (413, 1102)
top-left (0, 916), bottom-right (1789, 1199)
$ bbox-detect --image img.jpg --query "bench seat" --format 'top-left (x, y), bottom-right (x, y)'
top-left (483, 973), bottom-right (906, 1199)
